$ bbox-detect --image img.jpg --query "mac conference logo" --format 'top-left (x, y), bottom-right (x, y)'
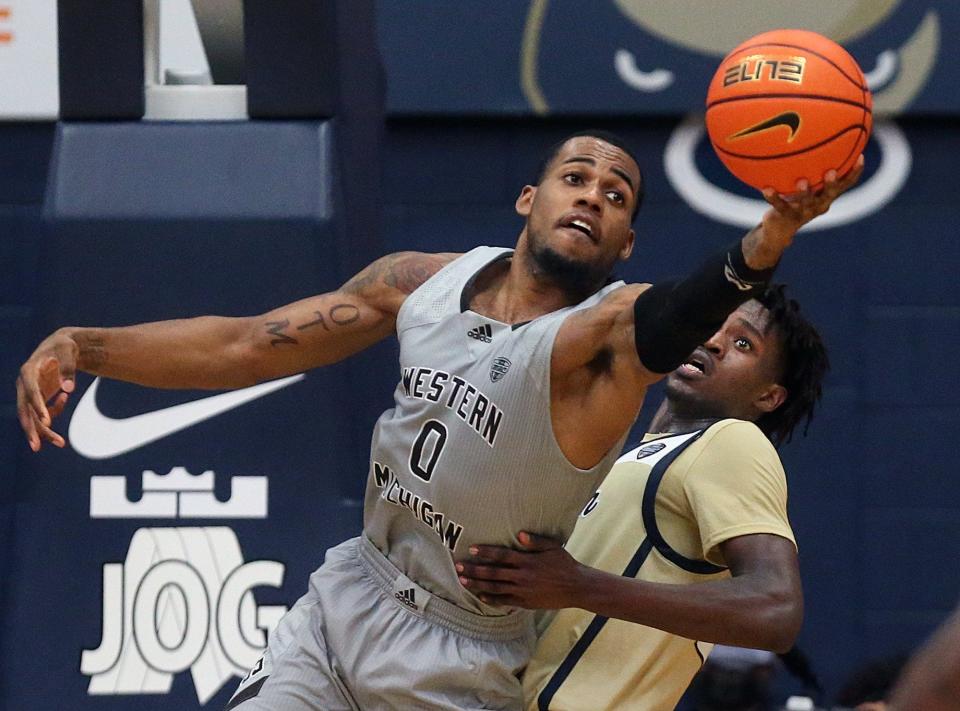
top-left (80, 468), bottom-right (287, 705)
top-left (634, 442), bottom-right (667, 459)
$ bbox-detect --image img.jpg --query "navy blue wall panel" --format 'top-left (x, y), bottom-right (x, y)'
top-left (865, 308), bottom-right (960, 406)
top-left (863, 509), bottom-right (960, 611)
top-left (0, 125), bottom-right (55, 205)
top-left (0, 209), bottom-right (41, 307)
top-left (863, 408), bottom-right (960, 508)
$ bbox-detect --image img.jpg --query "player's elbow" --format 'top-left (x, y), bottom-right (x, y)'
top-left (227, 317), bottom-right (276, 387)
top-left (755, 588), bottom-right (803, 653)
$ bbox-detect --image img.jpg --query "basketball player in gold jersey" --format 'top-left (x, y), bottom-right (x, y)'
top-left (458, 284), bottom-right (828, 711)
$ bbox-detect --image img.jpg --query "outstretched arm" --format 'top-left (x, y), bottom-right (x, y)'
top-left (16, 251), bottom-right (457, 451)
top-left (457, 531), bottom-right (802, 653)
top-left (554, 158), bottom-right (865, 381)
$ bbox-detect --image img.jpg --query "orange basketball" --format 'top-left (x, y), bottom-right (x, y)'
top-left (705, 28), bottom-right (872, 194)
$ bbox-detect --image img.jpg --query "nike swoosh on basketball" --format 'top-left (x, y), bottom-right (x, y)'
top-left (68, 374), bottom-right (304, 459)
top-left (729, 111), bottom-right (801, 142)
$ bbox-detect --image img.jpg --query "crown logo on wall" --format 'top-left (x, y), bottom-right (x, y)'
top-left (90, 467), bottom-right (268, 519)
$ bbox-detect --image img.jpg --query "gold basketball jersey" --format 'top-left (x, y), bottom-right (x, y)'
top-left (524, 419), bottom-right (796, 711)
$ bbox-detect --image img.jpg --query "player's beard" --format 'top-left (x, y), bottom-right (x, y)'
top-left (528, 241), bottom-right (614, 302)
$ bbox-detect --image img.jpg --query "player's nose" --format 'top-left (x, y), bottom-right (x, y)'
top-left (703, 333), bottom-right (724, 357)
top-left (575, 184), bottom-right (604, 213)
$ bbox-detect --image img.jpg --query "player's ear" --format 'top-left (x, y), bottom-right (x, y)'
top-left (755, 383), bottom-right (787, 414)
top-left (619, 229), bottom-right (635, 261)
top-left (515, 185), bottom-right (536, 217)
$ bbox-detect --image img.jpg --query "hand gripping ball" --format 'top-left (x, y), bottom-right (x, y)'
top-left (705, 28), bottom-right (872, 194)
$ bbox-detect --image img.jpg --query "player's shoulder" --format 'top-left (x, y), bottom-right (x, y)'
top-left (343, 251), bottom-right (462, 302)
top-left (692, 418), bottom-right (782, 469)
top-left (597, 282), bottom-right (650, 308)
top-left (381, 251), bottom-right (463, 294)
top-left (699, 418), bottom-right (777, 453)
top-left (569, 282), bottom-right (649, 331)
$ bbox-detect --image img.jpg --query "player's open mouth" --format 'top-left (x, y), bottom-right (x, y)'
top-left (679, 359), bottom-right (705, 375)
top-left (559, 213), bottom-right (598, 242)
top-left (679, 349), bottom-right (711, 376)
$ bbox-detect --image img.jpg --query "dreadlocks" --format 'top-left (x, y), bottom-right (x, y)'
top-left (754, 284), bottom-right (830, 446)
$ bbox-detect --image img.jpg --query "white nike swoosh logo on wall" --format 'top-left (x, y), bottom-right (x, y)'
top-left (68, 374), bottom-right (304, 460)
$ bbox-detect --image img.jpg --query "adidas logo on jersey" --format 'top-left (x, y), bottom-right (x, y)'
top-left (395, 587), bottom-right (419, 611)
top-left (467, 324), bottom-right (493, 343)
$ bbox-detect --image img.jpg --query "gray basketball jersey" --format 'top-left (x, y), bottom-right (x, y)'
top-left (363, 246), bottom-right (629, 614)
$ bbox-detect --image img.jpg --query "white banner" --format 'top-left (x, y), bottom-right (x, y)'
top-left (0, 0), bottom-right (58, 119)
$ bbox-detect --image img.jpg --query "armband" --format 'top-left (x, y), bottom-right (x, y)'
top-left (633, 242), bottom-right (776, 373)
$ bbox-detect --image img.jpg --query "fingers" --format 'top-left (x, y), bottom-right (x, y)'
top-left (835, 154), bottom-right (865, 193)
top-left (517, 531), bottom-right (562, 551)
top-left (53, 344), bottom-right (77, 393)
top-left (469, 534), bottom-right (562, 559)
top-left (762, 188), bottom-right (790, 211)
top-left (23, 360), bottom-right (52, 426)
top-left (467, 545), bottom-right (520, 565)
top-left (16, 376), bottom-right (41, 452)
top-left (456, 561), bottom-right (516, 583)
top-left (763, 155), bottom-right (865, 204)
top-left (17, 361), bottom-right (73, 451)
top-left (34, 415), bottom-right (66, 449)
top-left (456, 565), bottom-right (525, 607)
top-left (48, 391), bottom-right (70, 420)
top-left (18, 406), bottom-right (66, 450)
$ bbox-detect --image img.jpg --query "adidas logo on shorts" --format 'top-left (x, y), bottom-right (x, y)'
top-left (395, 587), bottom-right (419, 611)
top-left (466, 324), bottom-right (493, 343)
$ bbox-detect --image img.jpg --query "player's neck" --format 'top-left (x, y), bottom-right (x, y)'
top-left (470, 252), bottom-right (580, 324)
top-left (648, 400), bottom-right (721, 435)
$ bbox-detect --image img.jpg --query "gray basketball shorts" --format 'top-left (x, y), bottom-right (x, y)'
top-left (225, 535), bottom-right (536, 710)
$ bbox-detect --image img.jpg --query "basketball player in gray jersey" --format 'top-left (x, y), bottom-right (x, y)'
top-left (17, 132), bottom-right (862, 709)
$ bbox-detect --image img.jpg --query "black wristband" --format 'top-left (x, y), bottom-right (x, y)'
top-left (633, 241), bottom-right (777, 373)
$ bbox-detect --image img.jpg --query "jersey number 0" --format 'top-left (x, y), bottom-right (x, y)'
top-left (409, 420), bottom-right (448, 481)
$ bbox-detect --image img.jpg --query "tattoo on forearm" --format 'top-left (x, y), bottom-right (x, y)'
top-left (329, 304), bottom-right (360, 325)
top-left (297, 311), bottom-right (330, 332)
top-left (294, 304), bottom-right (361, 334)
top-left (265, 320), bottom-right (299, 346)
top-left (78, 333), bottom-right (107, 370)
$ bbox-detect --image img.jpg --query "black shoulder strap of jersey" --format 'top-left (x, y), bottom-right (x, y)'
top-left (641, 429), bottom-right (727, 575)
